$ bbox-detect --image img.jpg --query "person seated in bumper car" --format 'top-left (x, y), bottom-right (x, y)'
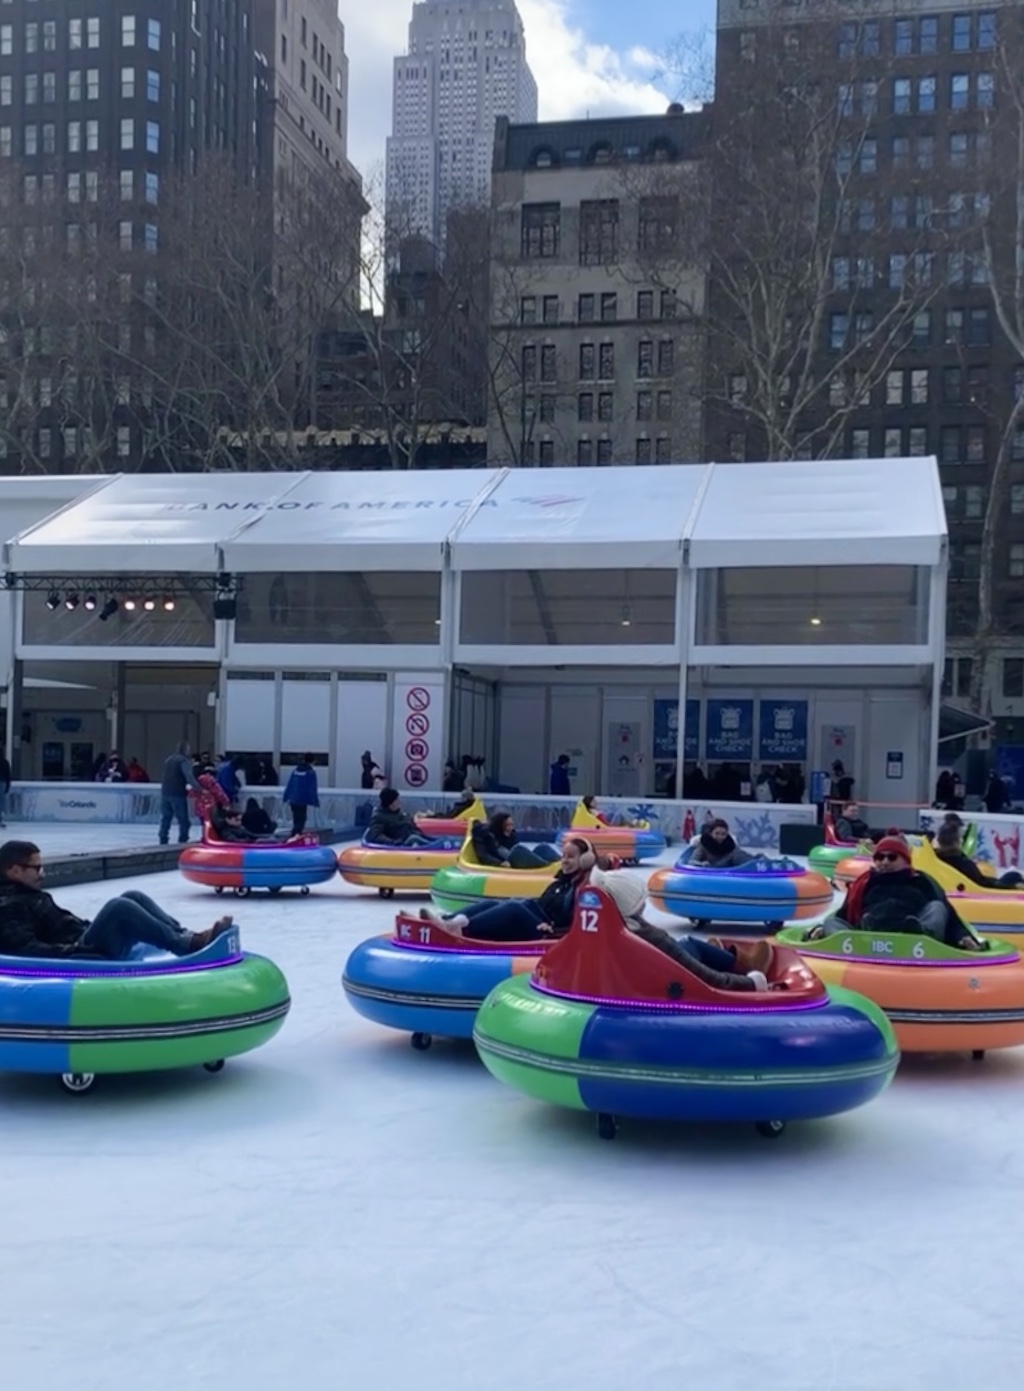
top-left (590, 867), bottom-right (774, 991)
top-left (470, 812), bottom-right (560, 871)
top-left (367, 788), bottom-right (432, 847)
top-left (421, 837), bottom-right (601, 942)
top-left (0, 840), bottom-right (233, 959)
top-left (806, 831), bottom-right (985, 951)
top-left (689, 818), bottom-right (753, 868)
top-left (834, 801), bottom-right (874, 843)
top-left (933, 821), bottom-right (1024, 889)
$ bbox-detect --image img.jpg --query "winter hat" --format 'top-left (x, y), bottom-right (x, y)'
top-left (589, 867), bottom-right (647, 922)
top-left (874, 830), bottom-right (912, 865)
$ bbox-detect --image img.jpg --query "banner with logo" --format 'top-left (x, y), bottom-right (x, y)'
top-left (758, 699), bottom-right (808, 761)
top-left (653, 699), bottom-right (700, 761)
top-left (705, 699), bottom-right (753, 760)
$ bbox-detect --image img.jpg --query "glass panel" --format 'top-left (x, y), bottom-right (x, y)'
top-left (23, 590), bottom-right (214, 647)
top-left (235, 572), bottom-right (440, 644)
top-left (695, 566), bottom-right (929, 646)
top-left (459, 569), bottom-right (676, 645)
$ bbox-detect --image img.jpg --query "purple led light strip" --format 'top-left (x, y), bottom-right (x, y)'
top-left (529, 980), bottom-right (827, 1014)
top-left (0, 954), bottom-right (244, 980)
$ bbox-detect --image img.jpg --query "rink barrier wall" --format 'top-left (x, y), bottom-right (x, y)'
top-left (5, 784), bottom-right (817, 849)
top-left (7, 786), bottom-right (1024, 866)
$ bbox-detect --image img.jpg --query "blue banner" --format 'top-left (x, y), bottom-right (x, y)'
top-left (706, 699), bottom-right (753, 760)
top-left (653, 699), bottom-right (700, 760)
top-left (758, 699), bottom-right (808, 761)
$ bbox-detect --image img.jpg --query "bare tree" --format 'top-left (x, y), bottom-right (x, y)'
top-left (967, 11), bottom-right (1024, 713)
top-left (660, 1), bottom-right (964, 462)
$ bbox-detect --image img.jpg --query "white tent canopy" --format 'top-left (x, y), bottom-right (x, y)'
top-left (2, 461), bottom-right (947, 577)
top-left (686, 458), bottom-right (946, 568)
top-left (448, 466), bottom-right (705, 570)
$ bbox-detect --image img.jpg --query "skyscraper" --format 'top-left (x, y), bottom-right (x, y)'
top-left (386, 0), bottom-right (537, 250)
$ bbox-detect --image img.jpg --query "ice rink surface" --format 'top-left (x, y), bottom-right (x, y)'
top-left (2, 851), bottom-right (1024, 1391)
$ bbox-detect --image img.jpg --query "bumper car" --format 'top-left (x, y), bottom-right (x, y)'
top-left (778, 922), bottom-right (1024, 1056)
top-left (429, 831), bottom-right (560, 913)
top-left (473, 886), bottom-right (898, 1140)
top-left (647, 855), bottom-right (833, 929)
top-left (413, 797), bottom-right (487, 841)
top-left (342, 914), bottom-right (549, 1050)
top-left (0, 926), bottom-right (290, 1093)
top-left (808, 810), bottom-right (871, 876)
top-left (337, 835), bottom-right (464, 898)
top-left (560, 800), bottom-right (666, 864)
top-left (911, 838), bottom-right (1024, 935)
top-left (179, 830), bottom-right (338, 896)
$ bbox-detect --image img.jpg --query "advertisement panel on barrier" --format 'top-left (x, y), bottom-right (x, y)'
top-left (705, 699), bottom-right (754, 760)
top-left (757, 699), bottom-right (809, 761)
top-left (652, 699), bottom-right (700, 761)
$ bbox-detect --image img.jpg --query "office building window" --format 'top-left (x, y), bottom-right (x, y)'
top-left (123, 15), bottom-right (136, 46)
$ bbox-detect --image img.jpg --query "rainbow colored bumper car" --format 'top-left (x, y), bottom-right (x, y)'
top-left (0, 927), bottom-right (290, 1093)
top-left (342, 914), bottom-right (548, 1049)
top-left (647, 855), bottom-right (833, 928)
top-left (778, 922), bottom-right (1024, 1056)
top-left (429, 831), bottom-right (560, 913)
top-left (337, 835), bottom-right (464, 898)
top-left (473, 886), bottom-right (898, 1140)
top-left (559, 801), bottom-right (666, 864)
top-left (179, 832), bottom-right (338, 896)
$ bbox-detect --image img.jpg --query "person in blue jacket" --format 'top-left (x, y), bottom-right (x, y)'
top-left (215, 754), bottom-right (242, 803)
top-left (549, 753), bottom-right (571, 796)
top-left (283, 754), bottom-right (320, 835)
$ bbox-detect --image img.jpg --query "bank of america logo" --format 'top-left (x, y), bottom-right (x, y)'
top-left (514, 495), bottom-right (584, 508)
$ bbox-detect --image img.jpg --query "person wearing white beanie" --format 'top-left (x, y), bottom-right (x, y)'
top-left (589, 867), bottom-right (772, 992)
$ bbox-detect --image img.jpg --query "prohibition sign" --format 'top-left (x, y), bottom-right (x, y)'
top-left (406, 711), bottom-right (429, 737)
top-left (406, 737), bottom-right (429, 762)
top-left (407, 687), bottom-right (431, 713)
top-left (405, 763), bottom-right (429, 787)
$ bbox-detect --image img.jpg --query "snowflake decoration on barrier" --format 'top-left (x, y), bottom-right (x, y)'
top-left (732, 812), bottom-right (779, 850)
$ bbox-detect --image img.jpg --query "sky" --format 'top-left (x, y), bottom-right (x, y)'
top-left (342, 0), bottom-right (718, 188)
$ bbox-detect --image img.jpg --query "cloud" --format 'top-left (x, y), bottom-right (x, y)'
top-left (341, 0), bottom-right (674, 184)
top-left (518, 0), bottom-right (671, 121)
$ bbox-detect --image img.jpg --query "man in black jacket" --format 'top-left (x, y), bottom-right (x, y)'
top-left (366, 788), bottom-right (431, 846)
top-left (0, 840), bottom-right (233, 959)
top-left (934, 822), bottom-right (1024, 889)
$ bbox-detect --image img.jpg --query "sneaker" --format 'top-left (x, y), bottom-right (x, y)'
top-left (446, 914), bottom-right (469, 932)
top-left (419, 907), bottom-right (444, 923)
top-left (748, 970), bottom-right (769, 992)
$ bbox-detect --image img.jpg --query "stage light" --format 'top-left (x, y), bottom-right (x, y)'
top-left (83, 594), bottom-right (97, 612)
top-left (123, 597), bottom-right (137, 612)
top-left (45, 591), bottom-right (60, 610)
top-left (162, 596), bottom-right (176, 612)
top-left (64, 593), bottom-right (80, 611)
top-left (99, 598), bottom-right (119, 621)
top-left (143, 597), bottom-right (156, 612)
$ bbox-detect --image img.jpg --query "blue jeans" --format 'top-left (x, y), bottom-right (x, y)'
top-left (680, 936), bottom-right (738, 973)
top-left (509, 844), bottom-right (560, 869)
top-left (449, 898), bottom-right (548, 941)
top-left (159, 795), bottom-right (190, 844)
top-left (80, 890), bottom-right (195, 960)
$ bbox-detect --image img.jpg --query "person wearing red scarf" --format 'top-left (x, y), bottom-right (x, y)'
top-left (806, 831), bottom-right (984, 950)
